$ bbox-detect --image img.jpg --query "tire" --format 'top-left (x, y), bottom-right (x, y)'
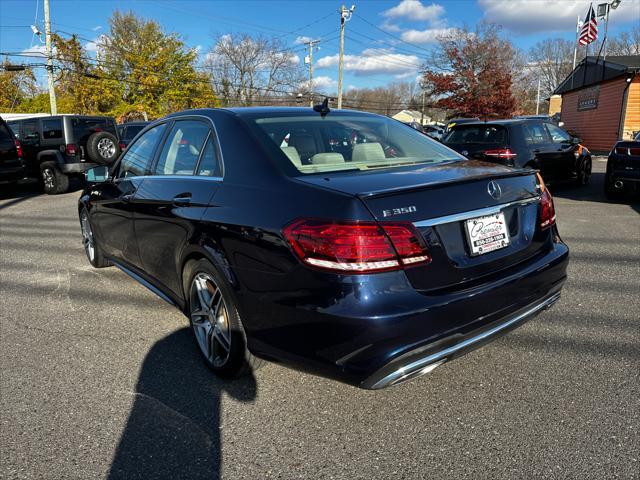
top-left (86, 131), bottom-right (119, 165)
top-left (576, 158), bottom-right (592, 186)
top-left (183, 258), bottom-right (264, 378)
top-left (79, 208), bottom-right (111, 268)
top-left (604, 174), bottom-right (622, 200)
top-left (41, 163), bottom-right (69, 194)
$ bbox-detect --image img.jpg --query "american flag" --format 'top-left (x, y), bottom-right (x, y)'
top-left (578, 3), bottom-right (598, 45)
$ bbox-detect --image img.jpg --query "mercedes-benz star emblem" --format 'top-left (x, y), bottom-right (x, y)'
top-left (487, 180), bottom-right (502, 200)
top-left (462, 150), bottom-right (469, 156)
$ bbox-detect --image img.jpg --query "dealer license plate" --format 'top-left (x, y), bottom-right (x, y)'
top-left (465, 212), bottom-right (510, 256)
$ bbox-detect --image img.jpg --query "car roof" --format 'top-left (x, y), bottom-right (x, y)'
top-left (117, 121), bottom-right (149, 126)
top-left (450, 119), bottom-right (540, 128)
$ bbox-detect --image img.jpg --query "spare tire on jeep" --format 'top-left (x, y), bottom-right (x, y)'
top-left (86, 131), bottom-right (120, 165)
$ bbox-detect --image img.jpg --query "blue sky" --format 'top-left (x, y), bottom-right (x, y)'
top-left (1, 0), bottom-right (639, 91)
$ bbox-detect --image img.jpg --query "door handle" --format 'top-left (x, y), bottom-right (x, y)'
top-left (172, 193), bottom-right (192, 206)
top-left (120, 194), bottom-right (134, 203)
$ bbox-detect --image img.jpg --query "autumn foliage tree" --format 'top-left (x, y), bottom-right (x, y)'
top-left (422, 24), bottom-right (517, 119)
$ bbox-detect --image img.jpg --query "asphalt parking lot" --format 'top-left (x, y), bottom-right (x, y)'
top-left (1, 160), bottom-right (638, 480)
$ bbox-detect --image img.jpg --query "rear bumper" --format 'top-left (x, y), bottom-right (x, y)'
top-left (60, 162), bottom-right (97, 174)
top-left (241, 238), bottom-right (569, 388)
top-left (361, 292), bottom-right (560, 389)
top-left (0, 163), bottom-right (26, 182)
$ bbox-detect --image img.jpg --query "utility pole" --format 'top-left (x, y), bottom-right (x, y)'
top-left (420, 88), bottom-right (426, 125)
top-left (304, 39), bottom-right (319, 107)
top-left (337, 4), bottom-right (355, 109)
top-left (44, 0), bottom-right (57, 115)
top-left (536, 77), bottom-right (541, 115)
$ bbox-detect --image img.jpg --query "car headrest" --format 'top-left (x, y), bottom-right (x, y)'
top-left (281, 146), bottom-right (301, 166)
top-left (352, 142), bottom-right (386, 163)
top-left (311, 153), bottom-right (345, 164)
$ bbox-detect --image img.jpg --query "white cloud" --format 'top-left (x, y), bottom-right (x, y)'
top-left (316, 48), bottom-right (421, 76)
top-left (92, 25), bottom-right (102, 32)
top-left (84, 35), bottom-right (107, 53)
top-left (401, 27), bottom-right (456, 44)
top-left (294, 35), bottom-right (317, 45)
top-left (382, 0), bottom-right (445, 23)
top-left (380, 20), bottom-right (403, 33)
top-left (313, 76), bottom-right (337, 90)
top-left (478, 0), bottom-right (640, 33)
top-left (21, 45), bottom-right (48, 57)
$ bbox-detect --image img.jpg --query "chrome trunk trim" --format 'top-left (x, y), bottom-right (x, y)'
top-left (413, 196), bottom-right (540, 228)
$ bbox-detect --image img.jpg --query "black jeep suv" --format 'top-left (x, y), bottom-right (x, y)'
top-left (8, 115), bottom-right (120, 194)
top-left (0, 117), bottom-right (26, 185)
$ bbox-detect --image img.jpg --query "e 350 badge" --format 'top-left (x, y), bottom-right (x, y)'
top-left (382, 205), bottom-right (417, 217)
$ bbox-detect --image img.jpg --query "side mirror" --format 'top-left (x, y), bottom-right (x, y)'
top-left (558, 121), bottom-right (565, 127)
top-left (85, 165), bottom-right (110, 183)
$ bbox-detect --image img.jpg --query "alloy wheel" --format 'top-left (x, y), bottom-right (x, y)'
top-left (42, 168), bottom-right (56, 190)
top-left (80, 212), bottom-right (95, 262)
top-left (189, 273), bottom-right (231, 367)
top-left (97, 138), bottom-right (116, 159)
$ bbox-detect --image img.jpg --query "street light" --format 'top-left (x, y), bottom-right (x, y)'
top-left (597, 3), bottom-right (609, 17)
top-left (610, 0), bottom-right (622, 9)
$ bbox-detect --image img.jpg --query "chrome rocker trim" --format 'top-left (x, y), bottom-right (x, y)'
top-left (364, 292), bottom-right (561, 390)
top-left (413, 196), bottom-right (540, 228)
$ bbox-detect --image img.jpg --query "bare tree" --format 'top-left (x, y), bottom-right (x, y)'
top-left (528, 38), bottom-right (575, 99)
top-left (205, 33), bottom-right (304, 106)
top-left (606, 29), bottom-right (640, 56)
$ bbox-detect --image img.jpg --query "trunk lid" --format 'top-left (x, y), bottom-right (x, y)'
top-left (297, 160), bottom-right (546, 292)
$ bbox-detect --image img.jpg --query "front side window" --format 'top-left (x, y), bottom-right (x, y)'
top-left (41, 118), bottom-right (63, 139)
top-left (247, 114), bottom-right (462, 174)
top-left (545, 123), bottom-right (571, 144)
top-left (154, 120), bottom-right (210, 176)
top-left (7, 122), bottom-right (20, 139)
top-left (523, 123), bottom-right (549, 145)
top-left (118, 123), bottom-right (166, 178)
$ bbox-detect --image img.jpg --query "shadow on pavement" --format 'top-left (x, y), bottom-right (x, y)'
top-left (108, 328), bottom-right (257, 480)
top-left (550, 172), bottom-right (640, 213)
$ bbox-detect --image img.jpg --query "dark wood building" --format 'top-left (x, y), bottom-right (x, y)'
top-left (554, 55), bottom-right (639, 153)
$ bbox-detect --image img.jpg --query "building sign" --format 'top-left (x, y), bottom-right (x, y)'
top-left (577, 85), bottom-right (600, 111)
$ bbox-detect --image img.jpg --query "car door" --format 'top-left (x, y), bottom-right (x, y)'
top-left (20, 119), bottom-right (41, 175)
top-left (91, 123), bottom-right (167, 267)
top-left (544, 122), bottom-right (575, 179)
top-left (133, 118), bottom-right (222, 296)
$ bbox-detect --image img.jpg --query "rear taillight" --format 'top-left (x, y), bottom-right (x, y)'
top-left (119, 142), bottom-right (126, 150)
top-left (536, 173), bottom-right (556, 229)
top-left (65, 143), bottom-right (78, 155)
top-left (615, 146), bottom-right (628, 155)
top-left (630, 147), bottom-right (640, 156)
top-left (14, 139), bottom-right (22, 158)
top-left (484, 148), bottom-right (517, 161)
top-left (283, 219), bottom-right (431, 273)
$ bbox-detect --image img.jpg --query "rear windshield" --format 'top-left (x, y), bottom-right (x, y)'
top-left (444, 125), bottom-right (508, 145)
top-left (71, 118), bottom-right (116, 143)
top-left (246, 114), bottom-right (463, 175)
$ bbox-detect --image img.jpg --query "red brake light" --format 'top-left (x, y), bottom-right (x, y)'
top-left (14, 139), bottom-right (23, 158)
top-left (630, 147), bottom-right (640, 156)
top-left (615, 146), bottom-right (628, 155)
top-left (283, 219), bottom-right (431, 273)
top-left (66, 143), bottom-right (78, 155)
top-left (119, 142), bottom-right (126, 150)
top-left (484, 148), bottom-right (517, 160)
top-left (536, 173), bottom-right (556, 229)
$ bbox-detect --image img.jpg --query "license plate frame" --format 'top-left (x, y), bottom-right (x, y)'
top-left (464, 211), bottom-right (510, 256)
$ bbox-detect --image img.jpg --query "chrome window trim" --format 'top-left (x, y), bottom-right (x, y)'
top-left (413, 196), bottom-right (540, 228)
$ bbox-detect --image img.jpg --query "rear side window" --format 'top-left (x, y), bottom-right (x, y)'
top-left (23, 120), bottom-right (39, 142)
top-left (118, 123), bottom-right (166, 178)
top-left (523, 124), bottom-right (549, 145)
top-left (42, 118), bottom-right (63, 139)
top-left (444, 126), bottom-right (508, 145)
top-left (72, 118), bottom-right (117, 143)
top-left (7, 122), bottom-right (20, 138)
top-left (123, 125), bottom-right (145, 141)
top-left (196, 137), bottom-right (222, 177)
top-left (154, 120), bottom-right (210, 176)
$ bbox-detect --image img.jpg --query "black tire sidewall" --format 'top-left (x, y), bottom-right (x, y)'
top-left (183, 259), bottom-right (249, 377)
top-left (87, 132), bottom-right (119, 164)
top-left (41, 164), bottom-right (69, 194)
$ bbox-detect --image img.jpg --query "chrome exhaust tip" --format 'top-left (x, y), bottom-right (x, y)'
top-left (614, 180), bottom-right (624, 189)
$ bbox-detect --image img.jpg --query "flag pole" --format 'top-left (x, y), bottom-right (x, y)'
top-left (571, 15), bottom-right (580, 90)
top-left (602, 3), bottom-right (610, 61)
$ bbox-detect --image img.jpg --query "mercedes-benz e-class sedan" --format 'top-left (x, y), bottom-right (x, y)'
top-left (78, 107), bottom-right (569, 389)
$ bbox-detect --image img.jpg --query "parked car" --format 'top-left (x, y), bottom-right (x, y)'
top-left (117, 121), bottom-right (149, 150)
top-left (0, 116), bottom-right (26, 185)
top-left (605, 132), bottom-right (640, 198)
top-left (442, 119), bottom-right (592, 185)
top-left (423, 124), bottom-right (444, 141)
top-left (78, 107), bottom-right (568, 389)
top-left (8, 115), bottom-right (120, 194)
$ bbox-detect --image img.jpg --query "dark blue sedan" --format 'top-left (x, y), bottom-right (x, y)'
top-left (78, 107), bottom-right (568, 389)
